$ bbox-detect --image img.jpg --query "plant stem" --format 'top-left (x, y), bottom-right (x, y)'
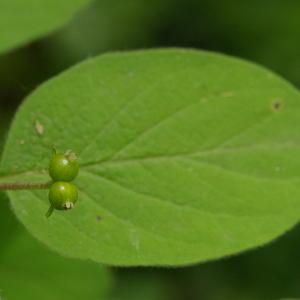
top-left (0, 181), bottom-right (51, 190)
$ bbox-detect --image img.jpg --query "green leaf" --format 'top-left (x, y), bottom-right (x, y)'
top-left (0, 0), bottom-right (91, 54)
top-left (1, 49), bottom-right (300, 266)
top-left (0, 197), bottom-right (112, 300)
top-left (0, 194), bottom-right (20, 254)
top-left (107, 270), bottom-right (169, 300)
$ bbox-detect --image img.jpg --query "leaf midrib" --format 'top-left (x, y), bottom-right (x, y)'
top-left (1, 140), bottom-right (300, 182)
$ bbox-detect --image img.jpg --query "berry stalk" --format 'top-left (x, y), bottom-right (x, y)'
top-left (0, 181), bottom-right (51, 190)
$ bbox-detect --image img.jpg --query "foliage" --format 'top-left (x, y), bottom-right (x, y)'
top-left (1, 49), bottom-right (300, 266)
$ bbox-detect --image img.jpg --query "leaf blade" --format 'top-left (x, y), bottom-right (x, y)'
top-left (1, 49), bottom-right (300, 266)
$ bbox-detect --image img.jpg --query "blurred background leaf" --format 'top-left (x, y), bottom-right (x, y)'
top-left (0, 0), bottom-right (91, 54)
top-left (0, 195), bottom-right (112, 300)
top-left (107, 270), bottom-right (170, 300)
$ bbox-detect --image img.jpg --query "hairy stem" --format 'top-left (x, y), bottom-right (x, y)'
top-left (0, 181), bottom-right (51, 190)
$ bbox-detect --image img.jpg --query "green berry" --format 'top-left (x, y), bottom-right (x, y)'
top-left (49, 150), bottom-right (79, 182)
top-left (46, 182), bottom-right (78, 217)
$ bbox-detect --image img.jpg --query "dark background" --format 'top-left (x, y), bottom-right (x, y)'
top-left (1, 0), bottom-right (300, 299)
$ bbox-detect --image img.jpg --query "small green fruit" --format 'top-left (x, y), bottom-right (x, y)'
top-left (49, 150), bottom-right (79, 182)
top-left (46, 182), bottom-right (78, 217)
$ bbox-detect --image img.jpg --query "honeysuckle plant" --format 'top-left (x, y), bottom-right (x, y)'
top-left (1, 48), bottom-right (299, 267)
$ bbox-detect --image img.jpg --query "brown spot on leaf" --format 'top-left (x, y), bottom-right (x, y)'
top-left (96, 215), bottom-right (102, 221)
top-left (272, 100), bottom-right (283, 112)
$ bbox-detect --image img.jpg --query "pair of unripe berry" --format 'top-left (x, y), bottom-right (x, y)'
top-left (46, 150), bottom-right (79, 217)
